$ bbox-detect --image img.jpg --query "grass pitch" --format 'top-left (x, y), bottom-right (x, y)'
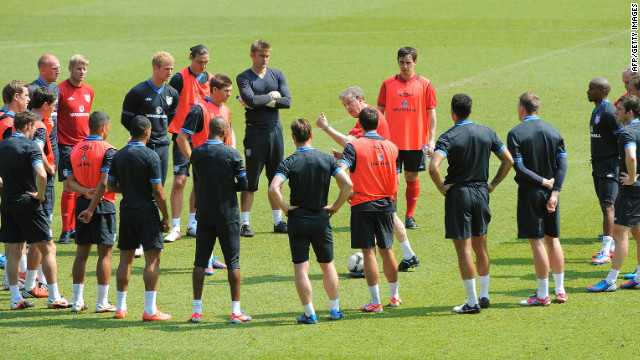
top-left (0, 1), bottom-right (638, 359)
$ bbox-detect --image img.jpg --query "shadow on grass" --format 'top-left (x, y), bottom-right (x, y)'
top-left (0, 304), bottom-right (488, 331)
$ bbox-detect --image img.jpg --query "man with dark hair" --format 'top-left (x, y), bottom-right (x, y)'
top-left (429, 94), bottom-right (512, 314)
top-left (316, 86), bottom-right (420, 272)
top-left (587, 78), bottom-right (623, 265)
top-left (121, 51), bottom-right (179, 186)
top-left (269, 118), bottom-right (352, 324)
top-left (57, 54), bottom-right (94, 244)
top-left (589, 95), bottom-right (640, 292)
top-left (189, 116), bottom-right (251, 323)
top-left (339, 107), bottom-right (402, 313)
top-left (377, 46), bottom-right (437, 230)
top-left (236, 39), bottom-right (292, 237)
top-left (20, 87), bottom-right (58, 298)
top-left (1, 80), bottom-right (30, 140)
top-left (66, 111), bottom-right (117, 313)
top-left (165, 45), bottom-right (213, 242)
top-left (108, 115), bottom-right (171, 321)
top-left (0, 110), bottom-right (70, 310)
top-left (507, 92), bottom-right (567, 306)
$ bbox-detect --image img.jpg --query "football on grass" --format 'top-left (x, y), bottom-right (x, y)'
top-left (347, 252), bottom-right (364, 272)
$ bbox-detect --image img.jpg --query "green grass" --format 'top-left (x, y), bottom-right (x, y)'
top-left (1, 1), bottom-right (638, 359)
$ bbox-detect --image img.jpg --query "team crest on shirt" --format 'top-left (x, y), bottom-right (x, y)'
top-left (166, 96), bottom-right (173, 106)
top-left (79, 105), bottom-right (85, 112)
top-left (594, 114), bottom-right (600, 124)
top-left (402, 101), bottom-right (408, 108)
top-left (84, 95), bottom-right (91, 103)
top-left (156, 106), bottom-right (162, 114)
top-left (378, 153), bottom-right (384, 161)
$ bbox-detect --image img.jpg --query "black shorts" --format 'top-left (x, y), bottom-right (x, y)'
top-left (444, 185), bottom-right (491, 239)
top-left (350, 210), bottom-right (394, 249)
top-left (591, 157), bottom-right (619, 204)
top-left (243, 124), bottom-right (284, 192)
top-left (42, 185), bottom-right (55, 226)
top-left (0, 209), bottom-right (52, 244)
top-left (288, 211), bottom-right (334, 264)
top-left (194, 221), bottom-right (240, 269)
top-left (517, 186), bottom-right (560, 239)
top-left (118, 219), bottom-right (164, 251)
top-left (58, 143), bottom-right (74, 182)
top-left (614, 195), bottom-right (640, 227)
top-left (396, 149), bottom-right (426, 173)
top-left (148, 143), bottom-right (169, 186)
top-left (75, 207), bottom-right (116, 246)
top-left (171, 133), bottom-right (191, 176)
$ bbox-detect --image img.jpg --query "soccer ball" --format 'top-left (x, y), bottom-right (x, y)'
top-left (347, 252), bottom-right (364, 272)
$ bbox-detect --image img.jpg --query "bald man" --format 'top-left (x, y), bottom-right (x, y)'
top-left (588, 77), bottom-right (623, 265)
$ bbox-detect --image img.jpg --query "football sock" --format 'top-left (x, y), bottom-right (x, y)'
top-left (10, 284), bottom-right (23, 303)
top-left (188, 213), bottom-right (197, 228)
top-left (272, 210), bottom-right (282, 226)
top-left (536, 278), bottom-right (549, 299)
top-left (193, 299), bottom-right (202, 315)
top-left (24, 270), bottom-right (37, 291)
top-left (144, 291), bottom-right (157, 315)
top-left (601, 236), bottom-right (613, 253)
top-left (329, 299), bottom-right (340, 311)
top-left (388, 281), bottom-right (399, 300)
top-left (73, 284), bottom-right (84, 305)
top-left (610, 241), bottom-right (616, 252)
top-left (478, 274), bottom-right (490, 299)
top-left (399, 241), bottom-right (415, 259)
top-left (552, 273), bottom-right (565, 294)
top-left (116, 291), bottom-right (127, 311)
top-left (48, 283), bottom-right (61, 301)
top-left (61, 190), bottom-right (76, 232)
top-left (462, 279), bottom-right (478, 306)
top-left (368, 285), bottom-right (380, 306)
top-left (302, 302), bottom-right (315, 317)
top-left (634, 265), bottom-right (640, 283)
top-left (19, 254), bottom-right (27, 273)
top-left (241, 212), bottom-right (250, 225)
top-left (171, 218), bottom-right (180, 229)
top-left (37, 264), bottom-right (47, 285)
top-left (97, 285), bottom-right (109, 306)
top-left (405, 179), bottom-right (420, 219)
top-left (605, 269), bottom-right (620, 285)
top-left (231, 301), bottom-right (242, 316)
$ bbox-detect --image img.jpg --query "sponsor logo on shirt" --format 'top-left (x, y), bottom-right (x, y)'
top-left (145, 98), bottom-right (152, 101)
top-left (79, 105), bottom-right (85, 112)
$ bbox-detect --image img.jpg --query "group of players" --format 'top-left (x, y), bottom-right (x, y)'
top-left (1, 41), bottom-right (639, 323)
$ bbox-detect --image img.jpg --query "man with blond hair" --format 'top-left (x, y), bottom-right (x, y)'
top-left (57, 54), bottom-right (95, 244)
top-left (122, 51), bottom-right (179, 186)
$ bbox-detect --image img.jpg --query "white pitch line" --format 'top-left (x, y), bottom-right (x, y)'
top-left (439, 31), bottom-right (627, 90)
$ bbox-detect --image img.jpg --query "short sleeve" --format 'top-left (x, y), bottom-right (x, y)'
top-left (101, 148), bottom-right (117, 172)
top-left (233, 150), bottom-right (246, 179)
top-left (108, 153), bottom-right (120, 181)
top-left (507, 131), bottom-right (522, 161)
top-left (28, 142), bottom-right (43, 167)
top-left (348, 122), bottom-right (363, 138)
top-left (491, 129), bottom-right (506, 154)
top-left (181, 105), bottom-right (204, 135)
top-left (377, 82), bottom-right (387, 107)
top-left (434, 132), bottom-right (450, 157)
top-left (275, 157), bottom-right (290, 180)
top-left (556, 134), bottom-right (567, 158)
top-left (168, 73), bottom-right (184, 94)
top-left (341, 143), bottom-right (357, 172)
top-left (329, 154), bottom-right (341, 176)
top-left (424, 80), bottom-right (437, 109)
top-left (148, 151), bottom-right (162, 183)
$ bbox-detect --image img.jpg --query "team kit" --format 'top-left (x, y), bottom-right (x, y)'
top-left (1, 41), bottom-right (640, 324)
